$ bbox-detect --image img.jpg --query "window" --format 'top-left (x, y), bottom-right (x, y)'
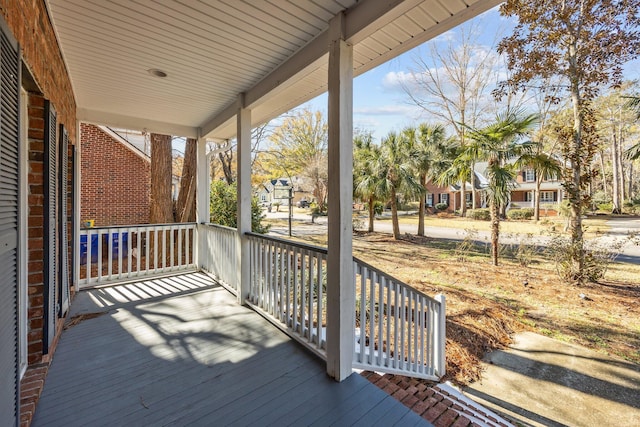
top-left (439, 193), bottom-right (449, 205)
top-left (524, 169), bottom-right (535, 182)
top-left (525, 191), bottom-right (533, 202)
top-left (541, 191), bottom-right (555, 202)
top-left (426, 193), bottom-right (433, 207)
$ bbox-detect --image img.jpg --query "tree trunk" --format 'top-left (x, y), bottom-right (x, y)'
top-left (218, 150), bottom-right (234, 184)
top-left (628, 162), bottom-right (634, 201)
top-left (176, 138), bottom-right (197, 222)
top-left (490, 200), bottom-right (500, 266)
top-left (460, 181), bottom-right (467, 216)
top-left (417, 174), bottom-right (426, 236)
top-left (598, 149), bottom-right (608, 199)
top-left (569, 81), bottom-right (585, 282)
top-left (471, 161), bottom-right (477, 209)
top-left (150, 133), bottom-right (174, 223)
top-left (611, 130), bottom-right (622, 214)
top-left (534, 177), bottom-right (542, 221)
top-left (390, 188), bottom-right (400, 240)
top-left (368, 197), bottom-right (375, 232)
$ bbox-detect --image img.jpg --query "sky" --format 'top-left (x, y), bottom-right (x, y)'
top-left (298, 6), bottom-right (640, 143)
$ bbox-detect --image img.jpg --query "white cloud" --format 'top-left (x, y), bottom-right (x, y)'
top-left (354, 104), bottom-right (418, 116)
top-left (382, 71), bottom-right (418, 92)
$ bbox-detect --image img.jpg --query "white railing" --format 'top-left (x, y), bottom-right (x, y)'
top-left (247, 233), bottom-right (327, 358)
top-left (199, 223), bottom-right (238, 294)
top-left (353, 257), bottom-right (445, 380)
top-left (245, 233), bottom-right (446, 380)
top-left (77, 223), bottom-right (196, 288)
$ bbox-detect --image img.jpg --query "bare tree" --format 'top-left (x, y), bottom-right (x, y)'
top-left (402, 20), bottom-right (501, 215)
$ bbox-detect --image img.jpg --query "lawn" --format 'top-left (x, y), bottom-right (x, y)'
top-left (267, 216), bottom-right (640, 385)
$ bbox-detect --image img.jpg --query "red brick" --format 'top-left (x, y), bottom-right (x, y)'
top-left (451, 415), bottom-right (472, 427)
top-left (411, 399), bottom-right (431, 415)
top-left (434, 409), bottom-right (459, 427)
top-left (392, 388), bottom-right (409, 401)
top-left (383, 383), bottom-right (400, 394)
top-left (402, 394), bottom-right (419, 408)
top-left (80, 124), bottom-right (150, 226)
top-left (423, 402), bottom-right (449, 423)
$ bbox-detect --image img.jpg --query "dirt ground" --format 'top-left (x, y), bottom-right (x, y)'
top-left (304, 231), bottom-right (640, 385)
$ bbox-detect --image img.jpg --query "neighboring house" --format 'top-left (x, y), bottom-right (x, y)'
top-left (259, 178), bottom-right (292, 206)
top-left (423, 171), bottom-right (488, 213)
top-left (81, 124), bottom-right (151, 226)
top-left (257, 177), bottom-right (313, 207)
top-left (510, 166), bottom-right (563, 213)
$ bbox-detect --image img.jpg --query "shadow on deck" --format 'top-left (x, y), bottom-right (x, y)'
top-left (33, 272), bottom-right (430, 426)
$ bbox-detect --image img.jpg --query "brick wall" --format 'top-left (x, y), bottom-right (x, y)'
top-left (81, 123), bottom-right (151, 226)
top-left (1, 0), bottom-right (77, 142)
top-left (26, 93), bottom-right (46, 366)
top-left (0, 2), bottom-right (77, 425)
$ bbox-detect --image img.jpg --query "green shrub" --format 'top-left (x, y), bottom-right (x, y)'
top-left (597, 202), bottom-right (613, 212)
top-left (435, 202), bottom-right (448, 211)
top-left (507, 208), bottom-right (534, 220)
top-left (210, 181), bottom-right (270, 233)
top-left (466, 208), bottom-right (490, 220)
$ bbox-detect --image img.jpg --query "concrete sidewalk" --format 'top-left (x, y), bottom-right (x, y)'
top-left (463, 332), bottom-right (640, 426)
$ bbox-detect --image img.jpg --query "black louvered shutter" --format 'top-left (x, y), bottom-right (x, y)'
top-left (0, 15), bottom-right (21, 426)
top-left (44, 101), bottom-right (57, 352)
top-left (58, 125), bottom-right (70, 316)
top-left (70, 144), bottom-right (78, 301)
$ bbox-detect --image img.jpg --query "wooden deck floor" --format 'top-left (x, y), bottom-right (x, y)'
top-left (33, 273), bottom-right (430, 426)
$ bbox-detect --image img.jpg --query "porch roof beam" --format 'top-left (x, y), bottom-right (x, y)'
top-left (200, 0), bottom-right (424, 137)
top-left (78, 108), bottom-right (199, 139)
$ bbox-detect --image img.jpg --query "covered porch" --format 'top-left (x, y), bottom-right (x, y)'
top-left (33, 273), bottom-right (428, 426)
top-left (0, 1), bottom-right (504, 425)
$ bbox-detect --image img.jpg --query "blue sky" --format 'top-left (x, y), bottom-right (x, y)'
top-left (301, 6), bottom-right (640, 143)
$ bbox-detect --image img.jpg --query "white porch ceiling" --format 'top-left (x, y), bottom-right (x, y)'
top-left (46, 0), bottom-right (501, 140)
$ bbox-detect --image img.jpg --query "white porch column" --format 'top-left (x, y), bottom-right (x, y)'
top-left (236, 95), bottom-right (252, 303)
top-left (196, 134), bottom-right (209, 268)
top-left (326, 12), bottom-right (354, 382)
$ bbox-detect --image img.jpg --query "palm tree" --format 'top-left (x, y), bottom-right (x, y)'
top-left (377, 131), bottom-right (423, 239)
top-left (353, 132), bottom-right (386, 232)
top-left (465, 110), bottom-right (538, 266)
top-left (516, 150), bottom-right (562, 221)
top-left (409, 124), bottom-right (451, 236)
top-left (435, 142), bottom-right (472, 212)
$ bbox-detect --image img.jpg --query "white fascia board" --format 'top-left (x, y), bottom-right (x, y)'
top-left (99, 126), bottom-right (150, 162)
top-left (78, 108), bottom-right (199, 138)
top-left (352, 0), bottom-right (504, 76)
top-left (200, 0), bottom-right (437, 138)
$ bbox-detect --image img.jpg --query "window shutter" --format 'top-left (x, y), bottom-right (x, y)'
top-left (0, 15), bottom-right (21, 426)
top-left (58, 125), bottom-right (70, 316)
top-left (44, 101), bottom-right (57, 353)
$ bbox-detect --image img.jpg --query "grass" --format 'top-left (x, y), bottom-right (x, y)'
top-left (363, 211), bottom-right (611, 237)
top-left (268, 217), bottom-right (640, 385)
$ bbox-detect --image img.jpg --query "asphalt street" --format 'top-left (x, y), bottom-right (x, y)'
top-left (265, 210), bottom-right (640, 264)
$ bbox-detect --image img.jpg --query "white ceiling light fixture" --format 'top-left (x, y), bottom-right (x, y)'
top-left (147, 68), bottom-right (168, 78)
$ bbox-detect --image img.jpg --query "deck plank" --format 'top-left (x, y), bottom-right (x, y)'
top-left (33, 273), bottom-right (430, 426)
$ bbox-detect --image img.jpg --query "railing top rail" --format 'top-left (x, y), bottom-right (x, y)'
top-left (245, 232), bottom-right (329, 255)
top-left (245, 232), bottom-right (440, 305)
top-left (201, 222), bottom-right (238, 233)
top-left (80, 222), bottom-right (197, 231)
top-left (353, 255), bottom-right (440, 305)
